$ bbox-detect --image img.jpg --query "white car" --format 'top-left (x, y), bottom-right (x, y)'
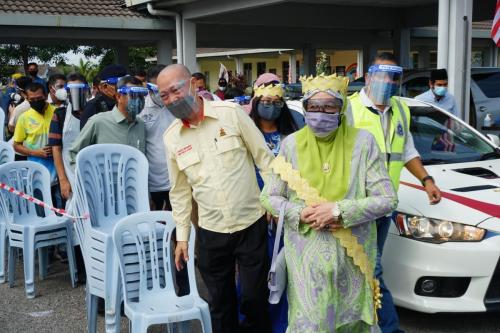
top-left (382, 98), bottom-right (500, 313)
top-left (288, 97), bottom-right (500, 313)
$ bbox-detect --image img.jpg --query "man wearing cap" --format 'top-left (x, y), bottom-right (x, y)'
top-left (69, 76), bottom-right (146, 164)
top-left (158, 64), bottom-right (274, 333)
top-left (79, 64), bottom-right (127, 129)
top-left (415, 69), bottom-right (458, 117)
top-left (346, 52), bottom-right (442, 333)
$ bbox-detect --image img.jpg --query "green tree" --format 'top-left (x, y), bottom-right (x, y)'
top-left (316, 51), bottom-right (330, 76)
top-left (74, 59), bottom-right (99, 83)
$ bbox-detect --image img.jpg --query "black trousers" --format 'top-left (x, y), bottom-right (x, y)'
top-left (197, 216), bottom-right (271, 333)
top-left (150, 191), bottom-right (172, 211)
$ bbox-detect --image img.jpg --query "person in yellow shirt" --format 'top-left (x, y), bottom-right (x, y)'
top-left (13, 82), bottom-right (56, 182)
top-left (158, 64), bottom-right (274, 333)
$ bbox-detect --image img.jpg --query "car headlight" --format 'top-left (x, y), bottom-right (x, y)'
top-left (395, 213), bottom-right (486, 243)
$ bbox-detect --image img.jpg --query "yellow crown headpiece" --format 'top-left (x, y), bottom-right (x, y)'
top-left (254, 84), bottom-right (283, 98)
top-left (300, 73), bottom-right (349, 96)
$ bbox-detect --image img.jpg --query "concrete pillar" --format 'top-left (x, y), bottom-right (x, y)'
top-left (494, 47), bottom-right (499, 67)
top-left (182, 19), bottom-right (198, 73)
top-left (356, 49), bottom-right (363, 78)
top-left (115, 45), bottom-right (129, 68)
top-left (417, 46), bottom-right (431, 69)
top-left (447, 0), bottom-right (473, 121)
top-left (289, 53), bottom-right (297, 83)
top-left (156, 38), bottom-right (173, 65)
top-left (302, 45), bottom-right (316, 76)
top-left (393, 28), bottom-right (411, 68)
top-left (362, 44), bottom-right (378, 75)
top-left (437, 0), bottom-right (450, 69)
top-left (234, 57), bottom-right (244, 75)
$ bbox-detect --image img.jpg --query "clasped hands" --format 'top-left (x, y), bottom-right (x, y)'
top-left (300, 202), bottom-right (343, 231)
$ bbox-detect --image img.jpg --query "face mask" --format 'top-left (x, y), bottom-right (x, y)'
top-left (28, 70), bottom-right (38, 77)
top-left (305, 112), bottom-right (340, 137)
top-left (165, 85), bottom-right (198, 120)
top-left (55, 88), bottom-right (68, 101)
top-left (126, 97), bottom-right (145, 121)
top-left (367, 80), bottom-right (398, 105)
top-left (433, 86), bottom-right (447, 97)
top-left (257, 103), bottom-right (282, 121)
top-left (218, 86), bottom-right (226, 92)
top-left (30, 100), bottom-right (47, 113)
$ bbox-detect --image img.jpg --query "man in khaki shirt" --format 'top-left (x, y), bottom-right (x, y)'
top-left (158, 65), bottom-right (274, 333)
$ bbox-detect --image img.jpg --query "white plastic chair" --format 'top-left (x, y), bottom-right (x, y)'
top-left (73, 144), bottom-right (150, 333)
top-left (0, 142), bottom-right (14, 283)
top-left (0, 161), bottom-right (77, 298)
top-left (113, 211), bottom-right (212, 333)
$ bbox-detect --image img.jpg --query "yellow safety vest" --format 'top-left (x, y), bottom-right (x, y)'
top-left (345, 92), bottom-right (411, 191)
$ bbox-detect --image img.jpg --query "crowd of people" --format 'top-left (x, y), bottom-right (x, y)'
top-left (0, 52), bottom-right (444, 333)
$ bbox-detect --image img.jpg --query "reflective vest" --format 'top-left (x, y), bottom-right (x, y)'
top-left (345, 92), bottom-right (411, 191)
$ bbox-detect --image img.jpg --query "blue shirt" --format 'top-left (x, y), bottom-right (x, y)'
top-left (415, 89), bottom-right (458, 117)
top-left (256, 131), bottom-right (282, 189)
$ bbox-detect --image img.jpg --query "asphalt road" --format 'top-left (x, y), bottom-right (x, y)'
top-left (1, 261), bottom-right (500, 333)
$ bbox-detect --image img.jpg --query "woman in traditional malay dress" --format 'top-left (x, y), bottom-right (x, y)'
top-left (260, 74), bottom-right (398, 333)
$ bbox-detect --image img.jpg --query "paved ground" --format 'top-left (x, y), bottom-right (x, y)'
top-left (1, 261), bottom-right (500, 333)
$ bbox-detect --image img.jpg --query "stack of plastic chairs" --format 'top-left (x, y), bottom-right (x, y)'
top-left (113, 211), bottom-right (212, 333)
top-left (0, 161), bottom-right (77, 298)
top-left (0, 141), bottom-right (14, 283)
top-left (72, 144), bottom-right (150, 333)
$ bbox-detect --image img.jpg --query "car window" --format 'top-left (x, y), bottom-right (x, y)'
top-left (409, 106), bottom-right (498, 164)
top-left (403, 77), bottom-right (429, 98)
top-left (472, 72), bottom-right (500, 98)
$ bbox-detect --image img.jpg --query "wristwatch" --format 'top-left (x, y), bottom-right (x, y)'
top-left (332, 203), bottom-right (341, 219)
top-left (421, 175), bottom-right (434, 186)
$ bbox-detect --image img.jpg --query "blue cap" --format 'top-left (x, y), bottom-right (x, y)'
top-left (99, 64), bottom-right (127, 81)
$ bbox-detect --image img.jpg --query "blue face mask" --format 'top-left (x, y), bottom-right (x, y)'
top-left (257, 103), bottom-right (282, 120)
top-left (127, 97), bottom-right (145, 120)
top-left (367, 80), bottom-right (398, 105)
top-left (433, 86), bottom-right (447, 97)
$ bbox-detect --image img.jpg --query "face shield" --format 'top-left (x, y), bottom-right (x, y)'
top-left (66, 83), bottom-right (90, 113)
top-left (147, 82), bottom-right (164, 107)
top-left (366, 64), bottom-right (403, 105)
top-left (117, 86), bottom-right (149, 120)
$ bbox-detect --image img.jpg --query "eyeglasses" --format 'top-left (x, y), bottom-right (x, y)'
top-left (303, 98), bottom-right (342, 113)
top-left (260, 100), bottom-right (284, 108)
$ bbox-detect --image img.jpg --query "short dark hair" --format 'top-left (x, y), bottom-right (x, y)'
top-left (27, 62), bottom-right (38, 68)
top-left (147, 64), bottom-right (167, 81)
top-left (133, 68), bottom-right (147, 77)
top-left (192, 72), bottom-right (206, 83)
top-left (117, 75), bottom-right (144, 89)
top-left (15, 76), bottom-right (33, 90)
top-left (67, 72), bottom-right (87, 83)
top-left (430, 69), bottom-right (448, 82)
top-left (26, 82), bottom-right (45, 94)
top-left (372, 52), bottom-right (398, 65)
top-left (48, 73), bottom-right (66, 87)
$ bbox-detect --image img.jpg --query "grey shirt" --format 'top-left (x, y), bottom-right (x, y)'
top-left (69, 106), bottom-right (146, 164)
top-left (138, 95), bottom-right (175, 192)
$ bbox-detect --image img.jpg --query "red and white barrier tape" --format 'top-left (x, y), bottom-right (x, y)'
top-left (0, 183), bottom-right (88, 220)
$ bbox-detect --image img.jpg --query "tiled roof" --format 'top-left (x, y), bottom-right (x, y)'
top-left (0, 0), bottom-right (147, 18)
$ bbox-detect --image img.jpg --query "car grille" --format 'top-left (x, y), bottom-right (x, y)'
top-left (484, 258), bottom-right (500, 311)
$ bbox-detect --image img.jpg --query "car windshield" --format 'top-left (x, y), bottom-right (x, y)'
top-left (410, 106), bottom-right (499, 165)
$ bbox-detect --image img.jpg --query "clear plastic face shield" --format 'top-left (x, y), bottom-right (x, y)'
top-left (366, 64), bottom-right (403, 106)
top-left (117, 85), bottom-right (149, 120)
top-left (147, 82), bottom-right (164, 107)
top-left (66, 83), bottom-right (90, 113)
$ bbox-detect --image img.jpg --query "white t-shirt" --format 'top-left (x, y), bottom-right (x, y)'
top-left (9, 100), bottom-right (31, 128)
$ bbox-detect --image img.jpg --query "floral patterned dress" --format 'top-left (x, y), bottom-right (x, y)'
top-left (260, 129), bottom-right (397, 333)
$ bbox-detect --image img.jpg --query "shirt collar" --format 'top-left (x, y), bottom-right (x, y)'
top-left (360, 88), bottom-right (391, 114)
top-left (111, 106), bottom-right (128, 123)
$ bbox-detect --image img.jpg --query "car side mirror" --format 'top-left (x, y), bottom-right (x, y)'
top-left (486, 134), bottom-right (500, 147)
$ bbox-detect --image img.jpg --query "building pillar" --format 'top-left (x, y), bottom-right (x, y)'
top-left (447, 0), bottom-right (473, 121)
top-left (115, 45), bottom-right (129, 68)
top-left (393, 28), bottom-right (411, 68)
top-left (356, 49), bottom-right (363, 78)
top-left (362, 44), bottom-right (378, 76)
top-left (437, 0), bottom-right (450, 69)
top-left (302, 45), bottom-right (316, 76)
top-left (182, 19), bottom-right (198, 72)
top-left (289, 53), bottom-right (297, 83)
top-left (156, 38), bottom-right (173, 65)
top-left (234, 57), bottom-right (244, 75)
top-left (493, 46), bottom-right (499, 67)
top-left (417, 46), bottom-right (431, 68)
